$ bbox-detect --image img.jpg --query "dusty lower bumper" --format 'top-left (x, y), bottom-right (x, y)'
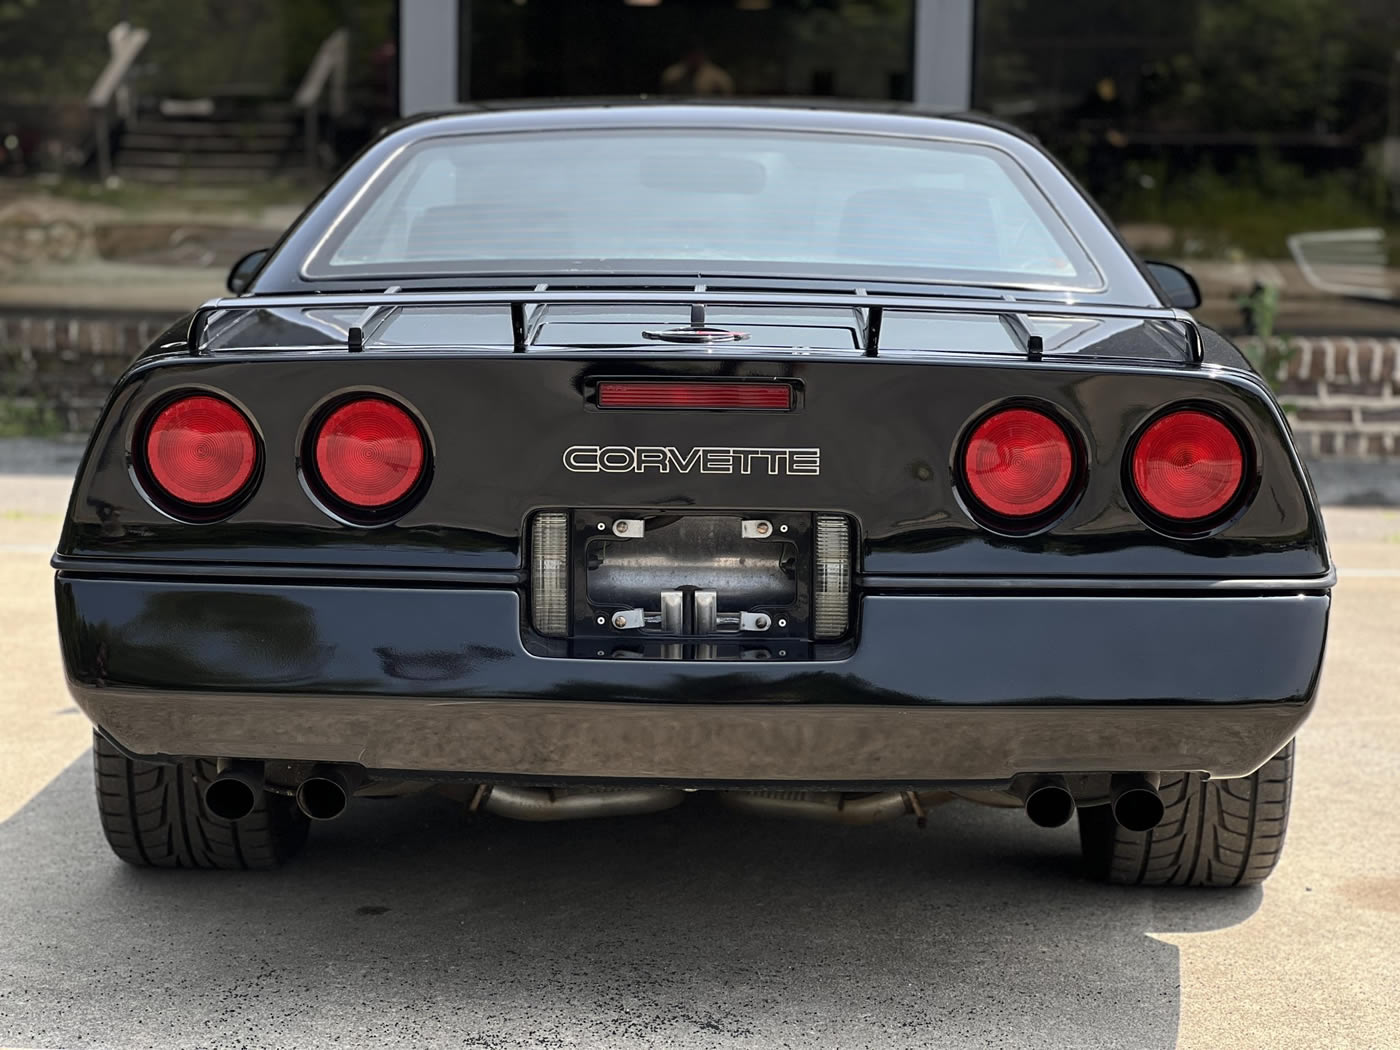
top-left (57, 576), bottom-right (1329, 782)
top-left (83, 690), bottom-right (1312, 783)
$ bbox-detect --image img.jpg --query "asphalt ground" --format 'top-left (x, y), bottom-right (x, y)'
top-left (1, 473), bottom-right (1397, 1050)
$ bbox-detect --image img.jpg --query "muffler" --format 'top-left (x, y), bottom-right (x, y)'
top-left (295, 766), bottom-right (357, 821)
top-left (479, 785), bottom-right (687, 821)
top-left (1016, 775), bottom-right (1077, 829)
top-left (719, 790), bottom-right (948, 825)
top-left (1110, 773), bottom-right (1165, 832)
top-left (203, 761), bottom-right (264, 821)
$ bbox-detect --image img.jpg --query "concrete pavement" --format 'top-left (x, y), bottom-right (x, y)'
top-left (1, 475), bottom-right (1397, 1049)
top-left (0, 475), bottom-right (86, 824)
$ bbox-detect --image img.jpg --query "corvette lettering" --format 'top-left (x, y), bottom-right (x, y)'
top-left (563, 445), bottom-right (820, 476)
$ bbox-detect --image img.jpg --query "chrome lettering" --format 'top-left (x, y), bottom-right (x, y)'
top-left (563, 446), bottom-right (820, 476)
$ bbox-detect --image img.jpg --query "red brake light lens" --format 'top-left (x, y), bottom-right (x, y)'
top-left (963, 407), bottom-right (1075, 520)
top-left (597, 381), bottom-right (792, 410)
top-left (1131, 409), bottom-right (1245, 522)
top-left (144, 394), bottom-right (258, 506)
top-left (312, 397), bottom-right (426, 509)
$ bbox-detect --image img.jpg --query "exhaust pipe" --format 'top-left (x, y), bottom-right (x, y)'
top-left (1017, 776), bottom-right (1077, 829)
top-left (719, 790), bottom-right (949, 825)
top-left (203, 761), bottom-right (263, 822)
top-left (1110, 773), bottom-right (1165, 832)
top-left (295, 766), bottom-right (356, 821)
top-left (479, 785), bottom-right (686, 821)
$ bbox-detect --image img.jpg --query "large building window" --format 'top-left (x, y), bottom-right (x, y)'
top-left (974, 0), bottom-right (1400, 343)
top-left (462, 0), bottom-right (913, 102)
top-left (973, 0), bottom-right (1400, 262)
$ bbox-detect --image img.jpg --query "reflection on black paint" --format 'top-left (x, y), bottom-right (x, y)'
top-left (374, 644), bottom-right (511, 682)
top-left (110, 591), bottom-right (331, 688)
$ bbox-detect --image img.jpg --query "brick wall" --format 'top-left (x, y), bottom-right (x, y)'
top-left (1263, 336), bottom-right (1400, 461)
top-left (0, 310), bottom-right (178, 433)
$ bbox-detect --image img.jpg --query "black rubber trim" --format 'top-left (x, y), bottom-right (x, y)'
top-left (857, 570), bottom-right (1337, 594)
top-left (53, 555), bottom-right (524, 587)
top-left (53, 555), bottom-right (1332, 594)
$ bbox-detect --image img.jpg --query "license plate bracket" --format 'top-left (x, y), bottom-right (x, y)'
top-left (570, 510), bottom-right (813, 657)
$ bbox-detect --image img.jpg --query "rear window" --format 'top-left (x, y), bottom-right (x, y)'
top-left (311, 129), bottom-right (1102, 291)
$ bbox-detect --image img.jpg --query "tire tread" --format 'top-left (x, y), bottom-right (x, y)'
top-left (1079, 741), bottom-right (1294, 887)
top-left (92, 733), bottom-right (308, 870)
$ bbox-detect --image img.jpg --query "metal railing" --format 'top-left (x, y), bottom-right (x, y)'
top-left (87, 21), bottom-right (150, 181)
top-left (293, 27), bottom-right (349, 171)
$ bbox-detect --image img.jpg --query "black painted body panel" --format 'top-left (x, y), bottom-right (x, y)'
top-left (59, 580), bottom-right (1327, 707)
top-left (58, 579), bottom-right (1326, 780)
top-left (57, 351), bottom-right (1328, 580)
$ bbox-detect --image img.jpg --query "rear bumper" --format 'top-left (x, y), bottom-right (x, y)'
top-left (57, 575), bottom-right (1329, 783)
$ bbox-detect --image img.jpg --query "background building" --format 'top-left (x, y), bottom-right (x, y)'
top-left (401, 0), bottom-right (972, 113)
top-left (1, 0), bottom-right (1398, 475)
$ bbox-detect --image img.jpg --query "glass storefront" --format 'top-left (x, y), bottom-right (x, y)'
top-left (462, 0), bottom-right (914, 102)
top-left (974, 1), bottom-right (1399, 301)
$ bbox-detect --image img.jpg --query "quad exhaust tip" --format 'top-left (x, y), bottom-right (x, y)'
top-left (1015, 773), bottom-right (1164, 831)
top-left (1021, 776), bottom-right (1077, 828)
top-left (296, 767), bottom-right (354, 821)
top-left (1110, 773), bottom-right (1166, 832)
top-left (203, 761), bottom-right (263, 821)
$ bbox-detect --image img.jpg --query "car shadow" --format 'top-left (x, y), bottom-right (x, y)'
top-left (1, 761), bottom-right (1260, 1050)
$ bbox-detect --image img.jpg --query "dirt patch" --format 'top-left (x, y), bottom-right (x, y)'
top-left (1340, 876), bottom-right (1400, 914)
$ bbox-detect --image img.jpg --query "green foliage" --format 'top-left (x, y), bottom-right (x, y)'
top-left (0, 0), bottom-right (109, 97)
top-left (976, 0), bottom-right (1400, 257)
top-left (1243, 339), bottom-right (1298, 398)
top-left (0, 0), bottom-right (396, 102)
top-left (1235, 285), bottom-right (1296, 395)
top-left (1108, 154), bottom-right (1395, 259)
top-left (1237, 282), bottom-right (1281, 343)
top-left (0, 397), bottom-right (65, 438)
top-left (1172, 0), bottom-right (1348, 133)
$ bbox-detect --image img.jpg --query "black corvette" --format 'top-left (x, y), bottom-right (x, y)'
top-left (55, 103), bottom-right (1330, 884)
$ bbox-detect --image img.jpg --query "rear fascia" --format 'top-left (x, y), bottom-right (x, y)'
top-left (57, 346), bottom-right (1330, 781)
top-left (56, 350), bottom-right (1330, 582)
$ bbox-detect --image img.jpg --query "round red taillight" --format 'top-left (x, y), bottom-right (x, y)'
top-left (144, 394), bottom-right (258, 507)
top-left (963, 407), bottom-right (1076, 520)
top-left (1130, 409), bottom-right (1245, 522)
top-left (312, 397), bottom-right (426, 509)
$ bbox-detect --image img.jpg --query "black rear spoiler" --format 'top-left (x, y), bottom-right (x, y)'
top-left (190, 288), bottom-right (1205, 365)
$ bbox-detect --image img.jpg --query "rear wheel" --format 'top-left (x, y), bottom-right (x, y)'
top-left (92, 732), bottom-right (308, 869)
top-left (1078, 740), bottom-right (1294, 887)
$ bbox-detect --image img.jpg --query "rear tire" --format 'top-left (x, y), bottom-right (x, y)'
top-left (92, 732), bottom-right (308, 869)
top-left (1078, 740), bottom-right (1294, 887)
